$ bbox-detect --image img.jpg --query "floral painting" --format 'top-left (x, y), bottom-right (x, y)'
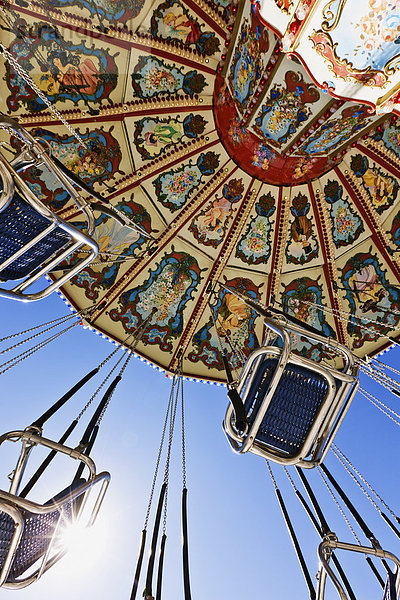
top-left (350, 154), bottom-right (399, 215)
top-left (236, 193), bottom-right (276, 264)
top-left (323, 179), bottom-right (364, 247)
top-left (341, 251), bottom-right (400, 348)
top-left (229, 15), bottom-right (269, 113)
top-left (297, 105), bottom-right (372, 155)
top-left (188, 278), bottom-right (260, 370)
top-left (6, 19), bottom-right (118, 113)
top-left (373, 122), bottom-right (400, 159)
top-left (390, 210), bottom-right (400, 249)
top-left (131, 55), bottom-right (206, 98)
top-left (310, 0), bottom-right (400, 88)
top-left (150, 0), bottom-right (220, 56)
top-left (110, 249), bottom-right (203, 351)
top-left (71, 198), bottom-right (152, 299)
top-left (253, 71), bottom-right (320, 149)
top-left (11, 127), bottom-right (122, 211)
top-left (286, 192), bottom-right (319, 264)
top-left (189, 179), bottom-right (245, 248)
top-left (133, 114), bottom-right (206, 160)
top-left (281, 277), bottom-right (336, 361)
top-left (153, 151), bottom-right (220, 212)
top-left (252, 143), bottom-right (275, 170)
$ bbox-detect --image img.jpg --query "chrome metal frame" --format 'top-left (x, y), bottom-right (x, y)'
top-left (223, 316), bottom-right (359, 468)
top-left (0, 117), bottom-right (99, 302)
top-left (317, 534), bottom-right (400, 600)
top-left (0, 429), bottom-right (110, 589)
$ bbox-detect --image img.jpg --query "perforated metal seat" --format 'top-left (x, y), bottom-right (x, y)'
top-left (223, 315), bottom-right (359, 468)
top-left (0, 192), bottom-right (72, 281)
top-left (0, 429), bottom-right (110, 589)
top-left (0, 117), bottom-right (98, 301)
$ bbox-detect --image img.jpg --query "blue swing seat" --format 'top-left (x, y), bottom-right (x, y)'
top-left (0, 429), bottom-right (110, 589)
top-left (223, 316), bottom-right (359, 467)
top-left (0, 117), bottom-right (98, 301)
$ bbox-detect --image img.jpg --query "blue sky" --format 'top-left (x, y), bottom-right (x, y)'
top-left (0, 293), bottom-right (399, 600)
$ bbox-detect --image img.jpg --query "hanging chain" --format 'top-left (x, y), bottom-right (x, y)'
top-left (317, 466), bottom-right (362, 547)
top-left (332, 444), bottom-right (399, 520)
top-left (143, 378), bottom-right (175, 531)
top-left (331, 446), bottom-right (382, 517)
top-left (370, 357), bottom-right (400, 379)
top-left (0, 318), bottom-right (79, 376)
top-left (0, 43), bottom-right (87, 148)
top-left (162, 374), bottom-right (180, 535)
top-left (359, 387), bottom-right (400, 427)
top-left (181, 363), bottom-right (187, 490)
top-left (266, 459), bottom-right (278, 491)
top-left (0, 311), bottom-right (78, 356)
top-left (359, 362), bottom-right (400, 394)
top-left (97, 348), bottom-right (133, 425)
top-left (0, 311), bottom-right (76, 344)
top-left (283, 466), bottom-right (298, 492)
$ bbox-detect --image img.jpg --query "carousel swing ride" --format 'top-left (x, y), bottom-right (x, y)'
top-left (1, 0), bottom-right (400, 597)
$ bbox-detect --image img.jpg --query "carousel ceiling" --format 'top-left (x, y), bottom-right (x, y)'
top-left (2, 0), bottom-right (400, 382)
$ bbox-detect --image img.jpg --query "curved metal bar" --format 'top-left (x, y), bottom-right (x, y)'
top-left (0, 159), bottom-right (14, 213)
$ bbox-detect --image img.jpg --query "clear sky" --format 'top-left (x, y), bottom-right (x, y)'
top-left (0, 293), bottom-right (399, 600)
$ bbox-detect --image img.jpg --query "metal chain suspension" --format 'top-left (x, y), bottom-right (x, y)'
top-left (332, 444), bottom-right (399, 521)
top-left (317, 466), bottom-right (363, 547)
top-left (0, 318), bottom-right (80, 376)
top-left (0, 311), bottom-right (77, 344)
top-left (0, 43), bottom-right (87, 148)
top-left (143, 379), bottom-right (175, 531)
top-left (162, 373), bottom-right (180, 535)
top-left (359, 387), bottom-right (400, 427)
top-left (0, 311), bottom-right (79, 356)
top-left (359, 362), bottom-right (400, 394)
top-left (97, 348), bottom-right (133, 425)
top-left (287, 298), bottom-right (400, 346)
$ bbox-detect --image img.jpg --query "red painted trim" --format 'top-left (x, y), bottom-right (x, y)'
top-left (183, 0), bottom-right (227, 39)
top-left (355, 142), bottom-right (400, 178)
top-left (266, 186), bottom-right (283, 303)
top-left (167, 176), bottom-right (258, 370)
top-left (9, 2), bottom-right (216, 75)
top-left (90, 162), bottom-right (237, 323)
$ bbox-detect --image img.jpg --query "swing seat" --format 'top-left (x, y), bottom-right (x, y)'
top-left (317, 534), bottom-right (400, 600)
top-left (0, 117), bottom-right (99, 301)
top-left (223, 316), bottom-right (359, 468)
top-left (0, 429), bottom-right (110, 589)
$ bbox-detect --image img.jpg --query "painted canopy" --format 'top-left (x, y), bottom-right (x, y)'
top-left (1, 0), bottom-right (400, 382)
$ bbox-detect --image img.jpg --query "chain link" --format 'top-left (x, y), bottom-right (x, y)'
top-left (317, 466), bottom-right (362, 546)
top-left (359, 387), bottom-right (400, 426)
top-left (162, 375), bottom-right (179, 534)
top-left (0, 312), bottom-right (75, 344)
top-left (0, 43), bottom-right (87, 148)
top-left (332, 444), bottom-right (398, 520)
top-left (266, 459), bottom-right (278, 491)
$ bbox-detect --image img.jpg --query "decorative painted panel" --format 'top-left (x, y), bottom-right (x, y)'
top-left (49, 0), bottom-right (145, 23)
top-left (110, 248), bottom-right (204, 351)
top-left (323, 179), bottom-right (364, 248)
top-left (133, 113), bottom-right (207, 161)
top-left (130, 54), bottom-right (207, 98)
top-left (228, 10), bottom-right (271, 115)
top-left (188, 277), bottom-right (261, 370)
top-left (235, 192), bottom-right (276, 264)
top-left (253, 70), bottom-right (320, 150)
top-left (341, 250), bottom-right (400, 349)
top-left (12, 126), bottom-right (122, 211)
top-left (280, 277), bottom-right (336, 361)
top-left (5, 19), bottom-right (119, 113)
top-left (189, 178), bottom-right (245, 248)
top-left (70, 197), bottom-right (153, 299)
top-left (153, 151), bottom-right (220, 212)
top-left (350, 154), bottom-right (399, 215)
top-left (296, 105), bottom-right (374, 156)
top-left (149, 0), bottom-right (220, 56)
top-left (285, 191), bottom-right (319, 264)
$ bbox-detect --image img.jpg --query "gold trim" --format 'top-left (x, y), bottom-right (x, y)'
top-left (321, 0), bottom-right (347, 33)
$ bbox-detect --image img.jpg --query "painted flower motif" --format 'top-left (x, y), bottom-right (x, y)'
top-left (93, 220), bottom-right (140, 255)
